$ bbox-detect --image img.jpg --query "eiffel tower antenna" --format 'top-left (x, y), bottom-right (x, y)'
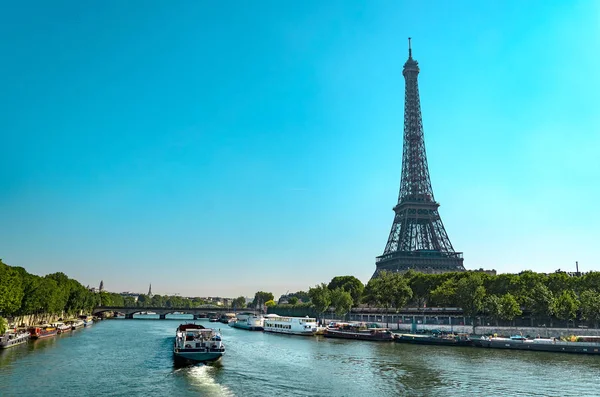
top-left (373, 38), bottom-right (465, 277)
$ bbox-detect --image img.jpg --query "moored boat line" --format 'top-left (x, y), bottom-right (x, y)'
top-left (263, 314), bottom-right (318, 336)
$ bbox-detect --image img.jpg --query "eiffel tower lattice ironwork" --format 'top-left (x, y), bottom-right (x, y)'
top-left (374, 38), bottom-right (465, 276)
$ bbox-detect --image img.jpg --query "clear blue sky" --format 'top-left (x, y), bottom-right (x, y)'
top-left (1, 1), bottom-right (599, 298)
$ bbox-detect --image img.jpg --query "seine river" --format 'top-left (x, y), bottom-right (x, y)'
top-left (1, 316), bottom-right (599, 396)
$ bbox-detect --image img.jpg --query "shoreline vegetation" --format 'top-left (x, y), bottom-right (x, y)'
top-left (3, 258), bottom-right (600, 333)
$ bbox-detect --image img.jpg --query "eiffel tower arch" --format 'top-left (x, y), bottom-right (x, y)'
top-left (374, 39), bottom-right (465, 277)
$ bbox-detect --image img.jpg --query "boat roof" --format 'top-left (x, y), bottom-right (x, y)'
top-left (177, 323), bottom-right (206, 331)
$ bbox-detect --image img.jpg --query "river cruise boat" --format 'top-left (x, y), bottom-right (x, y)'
top-left (0, 331), bottom-right (30, 349)
top-left (231, 312), bottom-right (264, 331)
top-left (263, 315), bottom-right (317, 336)
top-left (473, 335), bottom-right (600, 355)
top-left (173, 323), bottom-right (225, 364)
top-left (28, 325), bottom-right (58, 339)
top-left (324, 323), bottom-right (395, 341)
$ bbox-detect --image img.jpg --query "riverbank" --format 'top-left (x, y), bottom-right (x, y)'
top-left (352, 321), bottom-right (600, 338)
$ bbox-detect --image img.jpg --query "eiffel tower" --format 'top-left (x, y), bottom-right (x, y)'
top-left (374, 38), bottom-right (465, 276)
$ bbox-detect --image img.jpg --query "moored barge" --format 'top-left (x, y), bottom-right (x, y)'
top-left (324, 324), bottom-right (395, 341)
top-left (28, 325), bottom-right (58, 339)
top-left (395, 333), bottom-right (473, 347)
top-left (473, 335), bottom-right (600, 355)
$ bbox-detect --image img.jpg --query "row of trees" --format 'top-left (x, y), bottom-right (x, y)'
top-left (269, 270), bottom-right (600, 327)
top-left (0, 260), bottom-right (111, 321)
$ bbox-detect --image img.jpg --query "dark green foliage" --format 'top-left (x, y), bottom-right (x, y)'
top-left (308, 283), bottom-right (331, 319)
top-left (0, 261), bottom-right (24, 316)
top-left (330, 288), bottom-right (353, 317)
top-left (498, 293), bottom-right (522, 322)
top-left (252, 291), bottom-right (274, 310)
top-left (364, 271), bottom-right (412, 311)
top-left (553, 290), bottom-right (579, 322)
top-left (580, 290), bottom-right (600, 327)
top-left (327, 276), bottom-right (365, 305)
top-left (232, 296), bottom-right (246, 310)
top-left (287, 297), bottom-right (299, 305)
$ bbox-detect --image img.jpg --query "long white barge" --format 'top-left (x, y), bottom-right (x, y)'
top-left (263, 315), bottom-right (317, 336)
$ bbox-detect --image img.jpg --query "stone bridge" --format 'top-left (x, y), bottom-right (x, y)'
top-left (93, 306), bottom-right (257, 319)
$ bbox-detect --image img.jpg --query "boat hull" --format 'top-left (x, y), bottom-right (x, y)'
top-left (173, 350), bottom-right (224, 363)
top-left (231, 322), bottom-right (263, 331)
top-left (473, 338), bottom-right (600, 354)
top-left (324, 330), bottom-right (394, 342)
top-left (395, 334), bottom-right (473, 346)
top-left (263, 329), bottom-right (316, 336)
top-left (30, 331), bottom-right (58, 339)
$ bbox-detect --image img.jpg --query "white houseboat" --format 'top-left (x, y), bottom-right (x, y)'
top-left (173, 323), bottom-right (225, 364)
top-left (231, 312), bottom-right (264, 331)
top-left (263, 315), bottom-right (317, 336)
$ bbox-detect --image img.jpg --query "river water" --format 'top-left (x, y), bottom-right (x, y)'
top-left (1, 316), bottom-right (599, 396)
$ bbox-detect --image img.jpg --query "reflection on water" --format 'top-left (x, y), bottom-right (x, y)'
top-left (1, 317), bottom-right (600, 396)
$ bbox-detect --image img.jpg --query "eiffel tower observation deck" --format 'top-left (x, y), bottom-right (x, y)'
top-left (374, 38), bottom-right (465, 277)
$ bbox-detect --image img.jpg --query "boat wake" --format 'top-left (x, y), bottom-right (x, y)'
top-left (176, 364), bottom-right (234, 397)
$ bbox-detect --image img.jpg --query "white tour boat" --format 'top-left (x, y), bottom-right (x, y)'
top-left (231, 312), bottom-right (264, 331)
top-left (173, 323), bottom-right (225, 364)
top-left (263, 315), bottom-right (318, 336)
top-left (0, 331), bottom-right (30, 349)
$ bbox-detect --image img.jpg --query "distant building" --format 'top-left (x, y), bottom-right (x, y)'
top-left (119, 292), bottom-right (140, 302)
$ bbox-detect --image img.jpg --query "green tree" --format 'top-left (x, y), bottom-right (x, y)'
top-left (580, 289), bottom-right (600, 328)
top-left (123, 296), bottom-right (137, 307)
top-left (484, 294), bottom-right (501, 325)
top-left (0, 261), bottom-right (24, 316)
top-left (232, 296), bottom-right (246, 310)
top-left (327, 276), bottom-right (365, 304)
top-left (430, 279), bottom-right (458, 307)
top-left (265, 300), bottom-right (276, 307)
top-left (498, 293), bottom-right (522, 324)
top-left (455, 274), bottom-right (486, 318)
top-left (288, 297), bottom-right (299, 305)
top-left (309, 283), bottom-right (331, 323)
top-left (330, 288), bottom-right (353, 317)
top-left (553, 290), bottom-right (580, 324)
top-left (0, 317), bottom-right (7, 334)
top-left (252, 291), bottom-right (274, 312)
top-left (527, 283), bottom-right (554, 323)
top-left (363, 271), bottom-right (412, 327)
top-left (405, 271), bottom-right (436, 308)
